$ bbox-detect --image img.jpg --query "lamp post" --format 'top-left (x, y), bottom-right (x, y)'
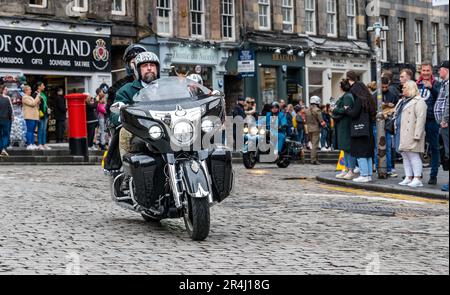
top-left (367, 21), bottom-right (389, 179)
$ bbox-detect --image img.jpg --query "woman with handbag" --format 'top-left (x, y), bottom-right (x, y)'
top-left (333, 79), bottom-right (357, 180)
top-left (395, 81), bottom-right (428, 188)
top-left (22, 85), bottom-right (41, 150)
top-left (344, 81), bottom-right (376, 183)
top-left (35, 82), bottom-right (51, 151)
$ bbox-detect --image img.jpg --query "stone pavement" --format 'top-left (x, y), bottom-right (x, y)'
top-left (0, 164), bottom-right (448, 275)
top-left (317, 166), bottom-right (450, 200)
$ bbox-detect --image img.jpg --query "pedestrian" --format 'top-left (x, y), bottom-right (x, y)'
top-left (333, 79), bottom-right (357, 180)
top-left (381, 76), bottom-right (400, 177)
top-left (86, 92), bottom-right (99, 150)
top-left (35, 82), bottom-right (51, 151)
top-left (400, 69), bottom-right (414, 89)
top-left (320, 105), bottom-right (331, 151)
top-left (434, 61), bottom-right (449, 192)
top-left (285, 104), bottom-right (295, 139)
top-left (244, 97), bottom-right (258, 120)
top-left (97, 94), bottom-right (107, 151)
top-left (21, 85), bottom-right (41, 150)
top-left (345, 72), bottom-right (376, 183)
top-left (0, 85), bottom-right (13, 157)
top-left (261, 103), bottom-right (272, 117)
top-left (417, 61), bottom-right (442, 185)
top-left (395, 81), bottom-right (428, 188)
top-left (54, 88), bottom-right (67, 143)
top-left (294, 105), bottom-right (305, 145)
top-left (305, 96), bottom-right (326, 165)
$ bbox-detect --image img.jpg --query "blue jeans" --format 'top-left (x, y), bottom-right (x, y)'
top-left (358, 157), bottom-right (373, 177)
top-left (386, 130), bottom-right (393, 173)
top-left (344, 152), bottom-right (356, 170)
top-left (296, 128), bottom-right (304, 144)
top-left (0, 120), bottom-right (11, 151)
top-left (25, 120), bottom-right (38, 146)
top-left (38, 116), bottom-right (48, 146)
top-left (320, 128), bottom-right (329, 148)
top-left (425, 120), bottom-right (441, 178)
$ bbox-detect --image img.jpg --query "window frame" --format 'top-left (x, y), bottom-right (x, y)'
top-left (380, 16), bottom-right (388, 62)
top-left (221, 0), bottom-right (236, 40)
top-left (431, 23), bottom-right (439, 66)
top-left (258, 0), bottom-right (271, 31)
top-left (282, 0), bottom-right (294, 34)
top-left (157, 0), bottom-right (173, 37)
top-left (112, 0), bottom-right (126, 16)
top-left (414, 20), bottom-right (422, 65)
top-left (326, 0), bottom-right (337, 37)
top-left (72, 0), bottom-right (88, 13)
top-left (445, 24), bottom-right (450, 60)
top-left (28, 0), bottom-right (47, 8)
top-left (397, 19), bottom-right (405, 64)
top-left (346, 0), bottom-right (356, 39)
top-left (305, 0), bottom-right (316, 35)
top-left (190, 0), bottom-right (205, 38)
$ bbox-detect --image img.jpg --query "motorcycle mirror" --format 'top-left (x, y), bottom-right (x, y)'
top-left (110, 102), bottom-right (127, 114)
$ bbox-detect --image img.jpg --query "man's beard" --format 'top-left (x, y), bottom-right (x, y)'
top-left (142, 72), bottom-right (157, 83)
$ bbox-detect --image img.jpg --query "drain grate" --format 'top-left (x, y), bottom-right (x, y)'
top-left (322, 202), bottom-right (449, 217)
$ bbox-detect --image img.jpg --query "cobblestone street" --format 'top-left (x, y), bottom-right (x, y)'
top-left (0, 164), bottom-right (448, 275)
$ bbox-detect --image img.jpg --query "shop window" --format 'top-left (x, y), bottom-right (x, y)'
top-left (29, 0), bottom-right (47, 8)
top-left (221, 0), bottom-right (235, 40)
top-left (157, 0), bottom-right (173, 36)
top-left (112, 0), bottom-right (126, 16)
top-left (190, 0), bottom-right (205, 38)
top-left (170, 64), bottom-right (213, 90)
top-left (308, 69), bottom-right (323, 104)
top-left (73, 0), bottom-right (88, 12)
top-left (260, 67), bottom-right (277, 105)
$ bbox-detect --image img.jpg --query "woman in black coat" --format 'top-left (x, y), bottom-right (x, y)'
top-left (345, 93), bottom-right (375, 183)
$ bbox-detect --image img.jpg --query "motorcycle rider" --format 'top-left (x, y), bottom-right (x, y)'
top-left (265, 102), bottom-right (288, 156)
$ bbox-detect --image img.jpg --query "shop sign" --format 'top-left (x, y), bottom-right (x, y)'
top-left (272, 54), bottom-right (297, 63)
top-left (330, 58), bottom-right (348, 69)
top-left (238, 50), bottom-right (255, 78)
top-left (0, 28), bottom-right (111, 73)
top-left (172, 46), bottom-right (218, 65)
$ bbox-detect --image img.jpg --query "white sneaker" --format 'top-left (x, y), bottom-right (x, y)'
top-left (26, 145), bottom-right (35, 150)
top-left (44, 145), bottom-right (52, 150)
top-left (408, 178), bottom-right (424, 188)
top-left (353, 176), bottom-right (371, 183)
top-left (399, 178), bottom-right (412, 186)
top-left (354, 167), bottom-right (361, 174)
top-left (321, 147), bottom-right (328, 151)
top-left (343, 171), bottom-right (357, 180)
top-left (336, 170), bottom-right (348, 179)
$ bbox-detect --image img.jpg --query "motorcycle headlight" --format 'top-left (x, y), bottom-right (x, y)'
top-left (149, 125), bottom-right (164, 140)
top-left (259, 128), bottom-right (266, 136)
top-left (250, 127), bottom-right (259, 136)
top-left (201, 119), bottom-right (215, 133)
top-left (243, 127), bottom-right (249, 134)
top-left (173, 121), bottom-right (195, 145)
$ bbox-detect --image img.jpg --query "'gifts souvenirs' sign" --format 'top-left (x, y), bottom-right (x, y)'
top-left (0, 28), bottom-right (111, 72)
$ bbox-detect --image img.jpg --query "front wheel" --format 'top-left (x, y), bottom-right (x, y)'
top-left (243, 152), bottom-right (257, 169)
top-left (184, 196), bottom-right (210, 241)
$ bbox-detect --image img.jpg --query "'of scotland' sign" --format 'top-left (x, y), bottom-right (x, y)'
top-left (0, 28), bottom-right (111, 72)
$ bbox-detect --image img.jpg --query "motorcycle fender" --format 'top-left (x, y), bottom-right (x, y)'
top-left (181, 160), bottom-right (210, 198)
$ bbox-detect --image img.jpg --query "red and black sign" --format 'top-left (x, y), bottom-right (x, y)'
top-left (0, 28), bottom-right (111, 73)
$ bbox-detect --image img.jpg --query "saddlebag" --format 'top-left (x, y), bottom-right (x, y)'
top-left (207, 148), bottom-right (234, 203)
top-left (123, 154), bottom-right (165, 209)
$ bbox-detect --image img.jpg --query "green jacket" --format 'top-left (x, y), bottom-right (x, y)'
top-left (333, 92), bottom-right (354, 152)
top-left (110, 80), bottom-right (143, 126)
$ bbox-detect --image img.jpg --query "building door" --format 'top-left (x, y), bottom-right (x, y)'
top-left (224, 75), bottom-right (244, 115)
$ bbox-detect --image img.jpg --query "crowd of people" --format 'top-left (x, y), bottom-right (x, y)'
top-left (0, 80), bottom-right (111, 157)
top-left (231, 60), bottom-right (449, 192)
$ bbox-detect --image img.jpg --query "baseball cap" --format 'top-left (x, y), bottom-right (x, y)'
top-left (439, 60), bottom-right (449, 70)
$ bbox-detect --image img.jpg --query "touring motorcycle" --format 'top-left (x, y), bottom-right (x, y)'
top-left (104, 77), bottom-right (234, 241)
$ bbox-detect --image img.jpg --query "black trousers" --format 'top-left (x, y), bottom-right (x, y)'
top-left (55, 119), bottom-right (66, 143)
top-left (87, 122), bottom-right (98, 148)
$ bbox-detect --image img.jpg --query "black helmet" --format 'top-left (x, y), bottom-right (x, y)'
top-left (123, 44), bottom-right (147, 76)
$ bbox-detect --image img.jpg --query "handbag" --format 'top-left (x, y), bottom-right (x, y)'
top-left (385, 116), bottom-right (395, 134)
top-left (351, 111), bottom-right (370, 138)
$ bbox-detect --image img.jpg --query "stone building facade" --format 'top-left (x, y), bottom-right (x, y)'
top-left (368, 0), bottom-right (449, 78)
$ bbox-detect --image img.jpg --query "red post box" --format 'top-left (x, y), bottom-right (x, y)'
top-left (65, 93), bottom-right (88, 158)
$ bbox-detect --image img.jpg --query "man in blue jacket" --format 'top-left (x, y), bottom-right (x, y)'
top-left (417, 61), bottom-right (442, 185)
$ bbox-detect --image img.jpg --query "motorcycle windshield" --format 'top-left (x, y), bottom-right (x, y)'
top-left (135, 77), bottom-right (212, 103)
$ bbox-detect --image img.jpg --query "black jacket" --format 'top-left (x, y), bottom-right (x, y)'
top-left (86, 99), bottom-right (98, 123)
top-left (106, 75), bottom-right (134, 118)
top-left (417, 79), bottom-right (441, 121)
top-left (232, 103), bottom-right (245, 119)
top-left (54, 95), bottom-right (67, 121)
top-left (0, 96), bottom-right (12, 121)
